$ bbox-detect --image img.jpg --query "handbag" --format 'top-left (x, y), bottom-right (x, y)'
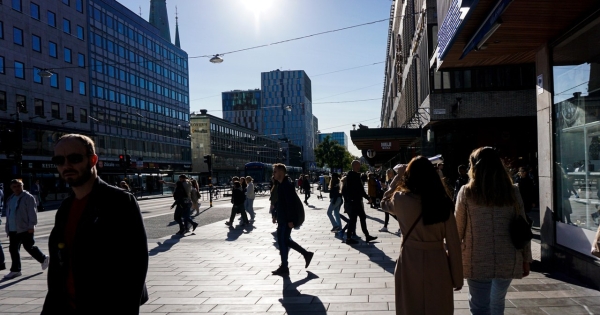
top-left (510, 202), bottom-right (533, 250)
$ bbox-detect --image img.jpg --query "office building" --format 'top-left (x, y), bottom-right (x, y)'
top-left (318, 132), bottom-right (348, 149)
top-left (222, 89), bottom-right (261, 131)
top-left (88, 0), bottom-right (191, 177)
top-left (261, 69), bottom-right (315, 167)
top-left (191, 109), bottom-right (282, 184)
top-left (0, 0), bottom-right (90, 195)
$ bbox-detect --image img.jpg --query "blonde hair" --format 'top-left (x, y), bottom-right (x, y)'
top-left (464, 147), bottom-right (516, 207)
top-left (245, 176), bottom-right (253, 182)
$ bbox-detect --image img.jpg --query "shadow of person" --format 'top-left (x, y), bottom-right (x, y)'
top-left (225, 224), bottom-right (255, 241)
top-left (148, 235), bottom-right (182, 256)
top-left (279, 271), bottom-right (327, 315)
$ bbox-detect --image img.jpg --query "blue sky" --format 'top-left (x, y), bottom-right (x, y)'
top-left (119, 0), bottom-right (392, 156)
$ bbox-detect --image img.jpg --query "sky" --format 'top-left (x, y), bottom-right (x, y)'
top-left (118, 0), bottom-right (392, 156)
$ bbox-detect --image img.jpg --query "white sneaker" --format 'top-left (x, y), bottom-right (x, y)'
top-left (3, 271), bottom-right (22, 280)
top-left (379, 227), bottom-right (388, 232)
top-left (42, 255), bottom-right (49, 271)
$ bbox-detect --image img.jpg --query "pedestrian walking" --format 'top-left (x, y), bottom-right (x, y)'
top-left (367, 173), bottom-right (377, 208)
top-left (326, 173), bottom-right (343, 232)
top-left (3, 179), bottom-right (49, 280)
top-left (190, 179), bottom-right (201, 216)
top-left (302, 174), bottom-right (311, 204)
top-left (453, 165), bottom-right (469, 203)
top-left (455, 147), bottom-right (533, 315)
top-left (225, 181), bottom-right (249, 227)
top-left (271, 164), bottom-right (314, 276)
top-left (380, 169), bottom-right (399, 234)
top-left (298, 176), bottom-right (303, 194)
top-left (167, 177), bottom-right (198, 235)
top-left (42, 134), bottom-right (149, 314)
top-left (30, 179), bottom-right (44, 211)
top-left (381, 157), bottom-right (463, 315)
top-left (269, 178), bottom-right (279, 224)
top-left (245, 176), bottom-right (256, 222)
top-left (343, 160), bottom-right (377, 245)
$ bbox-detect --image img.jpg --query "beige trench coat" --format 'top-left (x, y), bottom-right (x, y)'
top-left (382, 191), bottom-right (463, 315)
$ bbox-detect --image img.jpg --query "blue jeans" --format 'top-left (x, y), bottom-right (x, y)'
top-left (327, 197), bottom-right (342, 228)
top-left (467, 278), bottom-right (512, 315)
top-left (245, 198), bottom-right (255, 220)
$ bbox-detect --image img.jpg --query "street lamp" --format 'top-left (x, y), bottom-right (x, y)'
top-left (210, 54), bottom-right (224, 63)
top-left (38, 69), bottom-right (55, 78)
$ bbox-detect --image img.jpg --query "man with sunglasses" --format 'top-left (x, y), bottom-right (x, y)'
top-left (42, 134), bottom-right (148, 314)
top-left (3, 179), bottom-right (49, 280)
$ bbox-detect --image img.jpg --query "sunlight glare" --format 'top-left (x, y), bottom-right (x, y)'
top-left (243, 0), bottom-right (274, 14)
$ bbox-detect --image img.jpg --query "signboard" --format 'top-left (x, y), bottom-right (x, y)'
top-left (309, 162), bottom-right (317, 170)
top-left (433, 108), bottom-right (447, 115)
top-left (537, 74), bottom-right (544, 95)
top-left (372, 141), bottom-right (400, 151)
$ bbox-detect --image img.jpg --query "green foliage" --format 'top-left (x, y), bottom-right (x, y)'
top-left (314, 135), bottom-right (353, 172)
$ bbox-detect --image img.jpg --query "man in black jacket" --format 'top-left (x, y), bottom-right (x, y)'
top-left (271, 164), bottom-right (314, 276)
top-left (42, 134), bottom-right (148, 314)
top-left (344, 160), bottom-right (377, 245)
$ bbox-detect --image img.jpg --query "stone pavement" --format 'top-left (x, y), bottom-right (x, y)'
top-left (0, 193), bottom-right (599, 314)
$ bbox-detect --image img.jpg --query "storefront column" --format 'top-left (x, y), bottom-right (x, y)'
top-left (536, 44), bottom-right (556, 264)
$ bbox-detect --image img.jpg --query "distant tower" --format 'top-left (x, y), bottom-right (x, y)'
top-left (174, 6), bottom-right (181, 48)
top-left (149, 0), bottom-right (171, 42)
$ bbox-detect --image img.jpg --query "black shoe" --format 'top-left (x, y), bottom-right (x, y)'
top-left (272, 266), bottom-right (290, 276)
top-left (345, 239), bottom-right (359, 245)
top-left (0, 263), bottom-right (5, 271)
top-left (366, 235), bottom-right (378, 242)
top-left (192, 222), bottom-right (198, 232)
top-left (176, 230), bottom-right (185, 235)
top-left (304, 252), bottom-right (314, 268)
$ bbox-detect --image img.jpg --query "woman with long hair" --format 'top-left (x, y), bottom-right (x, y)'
top-left (455, 147), bottom-right (532, 315)
top-left (379, 169), bottom-right (400, 234)
top-left (326, 173), bottom-right (343, 232)
top-left (245, 176), bottom-right (256, 222)
top-left (382, 156), bottom-right (463, 315)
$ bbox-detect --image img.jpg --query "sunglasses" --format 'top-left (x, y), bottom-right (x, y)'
top-left (51, 154), bottom-right (89, 166)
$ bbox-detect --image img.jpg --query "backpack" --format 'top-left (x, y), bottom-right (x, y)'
top-left (291, 189), bottom-right (305, 227)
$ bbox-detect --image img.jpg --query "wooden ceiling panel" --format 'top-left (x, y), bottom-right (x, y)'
top-left (440, 0), bottom-right (599, 69)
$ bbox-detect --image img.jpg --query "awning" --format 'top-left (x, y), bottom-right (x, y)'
top-left (437, 0), bottom-right (599, 69)
top-left (350, 128), bottom-right (422, 166)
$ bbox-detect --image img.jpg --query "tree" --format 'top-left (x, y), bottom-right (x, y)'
top-left (315, 136), bottom-right (353, 172)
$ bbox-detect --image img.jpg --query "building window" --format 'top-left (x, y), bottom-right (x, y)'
top-left (76, 25), bottom-right (84, 40)
top-left (76, 0), bottom-right (83, 12)
top-left (66, 105), bottom-right (74, 121)
top-left (30, 2), bottom-right (40, 20)
top-left (47, 11), bottom-right (56, 27)
top-left (0, 91), bottom-right (6, 111)
top-left (0, 21), bottom-right (3, 39)
top-left (51, 102), bottom-right (60, 118)
top-left (12, 0), bottom-right (22, 12)
top-left (0, 56), bottom-right (4, 74)
top-left (78, 53), bottom-right (85, 67)
top-left (49, 41), bottom-right (57, 58)
top-left (32, 34), bottom-right (41, 52)
top-left (79, 81), bottom-right (85, 95)
top-left (63, 18), bottom-right (71, 34)
top-left (62, 0), bottom-right (69, 5)
top-left (50, 72), bottom-right (58, 88)
top-left (64, 47), bottom-right (71, 63)
top-left (80, 108), bottom-right (87, 123)
top-left (33, 67), bottom-right (42, 83)
top-left (65, 76), bottom-right (73, 92)
top-left (16, 94), bottom-right (26, 112)
top-left (13, 27), bottom-right (23, 45)
top-left (14, 61), bottom-right (24, 79)
top-left (34, 98), bottom-right (44, 116)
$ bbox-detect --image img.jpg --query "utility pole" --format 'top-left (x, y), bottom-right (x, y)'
top-left (14, 102), bottom-right (24, 179)
top-left (204, 154), bottom-right (212, 207)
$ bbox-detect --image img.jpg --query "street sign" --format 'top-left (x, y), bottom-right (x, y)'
top-left (309, 162), bottom-right (316, 170)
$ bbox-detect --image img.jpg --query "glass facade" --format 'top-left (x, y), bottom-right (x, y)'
top-left (222, 89), bottom-right (261, 131)
top-left (553, 16), bottom-right (600, 255)
top-left (261, 70), bottom-right (315, 165)
top-left (88, 0), bottom-right (190, 166)
top-left (318, 132), bottom-right (348, 149)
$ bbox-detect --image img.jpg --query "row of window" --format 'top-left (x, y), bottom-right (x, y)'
top-left (91, 32), bottom-right (188, 88)
top-left (432, 64), bottom-right (536, 92)
top-left (8, 2), bottom-right (84, 39)
top-left (90, 6), bottom-right (187, 69)
top-left (0, 91), bottom-right (87, 123)
top-left (6, 28), bottom-right (86, 65)
top-left (0, 56), bottom-right (86, 94)
top-left (95, 111), bottom-right (189, 141)
top-left (12, 0), bottom-right (83, 14)
top-left (96, 136), bottom-right (190, 162)
top-left (91, 84), bottom-right (188, 121)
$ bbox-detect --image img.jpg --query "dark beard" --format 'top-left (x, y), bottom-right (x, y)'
top-left (64, 163), bottom-right (93, 187)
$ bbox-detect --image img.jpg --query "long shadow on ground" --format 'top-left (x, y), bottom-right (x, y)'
top-left (279, 271), bottom-right (327, 315)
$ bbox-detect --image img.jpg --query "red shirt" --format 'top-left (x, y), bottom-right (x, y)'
top-left (65, 194), bottom-right (89, 309)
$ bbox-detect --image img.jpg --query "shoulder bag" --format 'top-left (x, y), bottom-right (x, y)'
top-left (510, 201), bottom-right (533, 250)
top-left (401, 213), bottom-right (423, 252)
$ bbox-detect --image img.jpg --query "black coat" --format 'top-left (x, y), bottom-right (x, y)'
top-left (41, 178), bottom-right (149, 315)
top-left (343, 171), bottom-right (369, 206)
top-left (276, 176), bottom-right (299, 225)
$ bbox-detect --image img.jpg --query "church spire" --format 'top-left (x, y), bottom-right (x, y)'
top-left (149, 0), bottom-right (171, 42)
top-left (174, 6), bottom-right (180, 48)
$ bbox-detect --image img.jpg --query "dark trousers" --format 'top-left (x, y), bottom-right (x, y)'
top-left (228, 205), bottom-right (249, 224)
top-left (304, 191), bottom-right (310, 202)
top-left (8, 231), bottom-right (46, 272)
top-left (347, 202), bottom-right (370, 239)
top-left (174, 202), bottom-right (195, 232)
top-left (383, 212), bottom-right (397, 228)
top-left (277, 224), bottom-right (308, 268)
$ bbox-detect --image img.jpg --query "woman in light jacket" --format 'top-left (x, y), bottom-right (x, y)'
top-left (382, 156), bottom-right (463, 315)
top-left (455, 147), bottom-right (532, 315)
top-left (326, 173), bottom-right (342, 232)
top-left (244, 176), bottom-right (255, 222)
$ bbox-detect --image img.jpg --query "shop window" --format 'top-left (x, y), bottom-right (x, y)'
top-left (553, 15), bottom-right (600, 254)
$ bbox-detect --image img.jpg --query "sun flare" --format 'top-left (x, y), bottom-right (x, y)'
top-left (243, 0), bottom-right (274, 14)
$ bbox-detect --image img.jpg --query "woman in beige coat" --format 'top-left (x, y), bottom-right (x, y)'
top-left (382, 156), bottom-right (463, 315)
top-left (455, 147), bottom-right (533, 315)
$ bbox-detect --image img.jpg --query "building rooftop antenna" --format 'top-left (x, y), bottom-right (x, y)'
top-left (139, 6), bottom-right (142, 17)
